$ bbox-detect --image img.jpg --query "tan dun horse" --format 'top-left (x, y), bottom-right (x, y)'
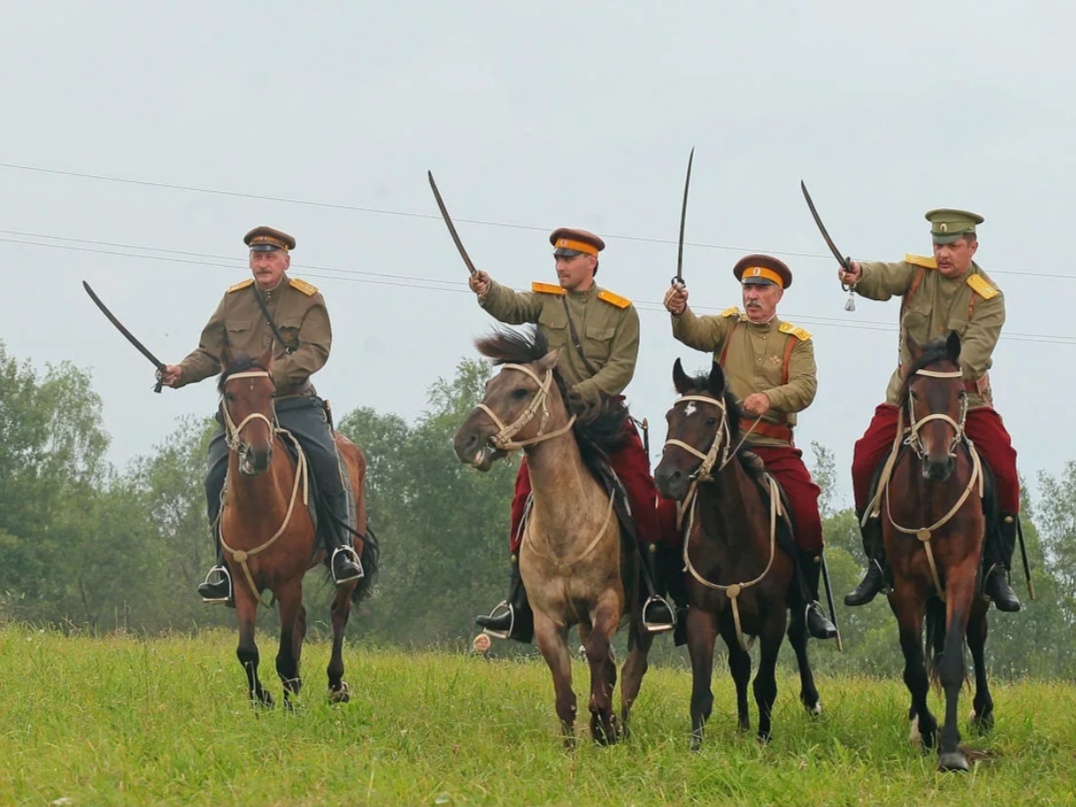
top-left (869, 332), bottom-right (992, 772)
top-left (453, 327), bottom-right (654, 746)
top-left (217, 347), bottom-right (378, 707)
top-left (654, 359), bottom-right (821, 747)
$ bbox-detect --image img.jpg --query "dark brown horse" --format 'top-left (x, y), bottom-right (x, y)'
top-left (872, 332), bottom-right (992, 772)
top-left (654, 359), bottom-right (820, 747)
top-left (217, 347), bottom-right (377, 707)
top-left (453, 328), bottom-right (654, 746)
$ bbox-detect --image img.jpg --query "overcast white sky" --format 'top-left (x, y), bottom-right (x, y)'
top-left (2, 1), bottom-right (1072, 508)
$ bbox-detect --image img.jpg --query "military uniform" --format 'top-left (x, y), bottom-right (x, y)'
top-left (180, 226), bottom-right (361, 602)
top-left (669, 254), bottom-right (836, 640)
top-left (844, 209), bottom-right (1021, 611)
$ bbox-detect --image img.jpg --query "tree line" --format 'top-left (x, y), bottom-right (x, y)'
top-left (1, 339), bottom-right (1073, 678)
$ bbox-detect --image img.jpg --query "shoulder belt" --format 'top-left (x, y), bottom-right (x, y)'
top-left (905, 253), bottom-right (937, 269)
top-left (966, 273), bottom-right (999, 300)
top-left (532, 281), bottom-right (566, 296)
top-left (228, 278), bottom-right (255, 293)
top-left (721, 306), bottom-right (741, 318)
top-left (290, 277), bottom-right (319, 296)
top-left (597, 289), bottom-right (631, 309)
top-left (778, 322), bottom-right (811, 341)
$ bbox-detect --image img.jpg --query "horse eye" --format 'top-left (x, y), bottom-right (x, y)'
top-left (705, 417), bottom-right (717, 427)
top-left (225, 392), bottom-right (237, 403)
top-left (909, 390), bottom-right (918, 400)
top-left (958, 390), bottom-right (967, 400)
top-left (511, 387), bottom-right (529, 401)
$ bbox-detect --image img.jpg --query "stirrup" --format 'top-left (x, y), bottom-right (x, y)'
top-left (199, 565), bottom-right (232, 604)
top-left (331, 546), bottom-right (364, 584)
top-left (477, 601), bottom-right (514, 640)
top-left (642, 594), bottom-right (676, 634)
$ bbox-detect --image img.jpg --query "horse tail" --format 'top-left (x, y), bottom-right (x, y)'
top-left (351, 524), bottom-right (380, 605)
top-left (924, 596), bottom-right (946, 690)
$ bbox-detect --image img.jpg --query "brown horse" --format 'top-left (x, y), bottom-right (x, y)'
top-left (871, 332), bottom-right (992, 772)
top-left (654, 359), bottom-right (820, 747)
top-left (217, 347), bottom-right (377, 707)
top-left (453, 328), bottom-right (654, 746)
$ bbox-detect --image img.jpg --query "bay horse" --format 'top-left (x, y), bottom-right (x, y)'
top-left (453, 327), bottom-right (654, 746)
top-left (654, 359), bottom-right (821, 747)
top-left (870, 331), bottom-right (991, 772)
top-left (217, 347), bottom-right (377, 707)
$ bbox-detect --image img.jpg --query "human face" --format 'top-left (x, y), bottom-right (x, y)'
top-left (554, 252), bottom-right (597, 292)
top-left (932, 237), bottom-right (978, 278)
top-left (741, 282), bottom-right (783, 323)
top-left (249, 248), bottom-right (290, 291)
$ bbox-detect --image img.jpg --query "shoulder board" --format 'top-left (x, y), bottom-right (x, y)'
top-left (778, 322), bottom-right (812, 341)
top-left (721, 306), bottom-right (741, 318)
top-left (289, 277), bottom-right (318, 296)
top-left (966, 273), bottom-right (999, 300)
top-left (531, 281), bottom-right (566, 296)
top-left (597, 289), bottom-right (631, 309)
top-left (905, 253), bottom-right (937, 269)
top-left (227, 278), bottom-right (255, 293)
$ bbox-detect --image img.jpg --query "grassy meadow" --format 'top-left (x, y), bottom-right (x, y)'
top-left (0, 625), bottom-right (1073, 806)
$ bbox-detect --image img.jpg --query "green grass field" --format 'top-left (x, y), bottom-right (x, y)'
top-left (1, 625), bottom-right (1073, 806)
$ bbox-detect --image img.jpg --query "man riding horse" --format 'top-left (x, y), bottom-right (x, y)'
top-left (663, 255), bottom-right (838, 641)
top-left (469, 227), bottom-right (677, 641)
top-left (158, 226), bottom-right (363, 603)
top-left (839, 209), bottom-right (1022, 612)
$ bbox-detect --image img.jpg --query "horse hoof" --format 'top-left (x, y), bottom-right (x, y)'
top-left (908, 715), bottom-right (921, 745)
top-left (969, 709), bottom-right (994, 733)
top-left (329, 682), bottom-right (350, 704)
top-left (805, 700), bottom-right (823, 717)
top-left (938, 751), bottom-right (969, 773)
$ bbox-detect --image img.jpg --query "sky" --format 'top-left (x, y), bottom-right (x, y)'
top-left (2, 1), bottom-right (1073, 509)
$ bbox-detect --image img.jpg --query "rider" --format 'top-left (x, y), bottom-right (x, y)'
top-left (663, 255), bottom-right (839, 640)
top-left (840, 209), bottom-right (1021, 612)
top-left (159, 226), bottom-right (363, 603)
top-left (469, 227), bottom-right (677, 641)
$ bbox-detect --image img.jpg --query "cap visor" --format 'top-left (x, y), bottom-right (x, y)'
top-left (553, 247), bottom-right (582, 257)
top-left (741, 277), bottom-right (776, 286)
top-left (931, 233), bottom-right (965, 245)
top-left (250, 244), bottom-right (282, 252)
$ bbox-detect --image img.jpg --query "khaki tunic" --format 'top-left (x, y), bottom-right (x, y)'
top-left (670, 306), bottom-right (816, 447)
top-left (478, 280), bottom-right (639, 404)
top-left (854, 255), bottom-right (1003, 409)
top-left (177, 275), bottom-right (331, 396)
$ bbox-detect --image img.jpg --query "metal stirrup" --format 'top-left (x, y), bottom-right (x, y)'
top-left (200, 565), bottom-right (233, 602)
top-left (331, 546), bottom-right (364, 583)
top-left (642, 595), bottom-right (675, 634)
top-left (481, 601), bottom-right (514, 640)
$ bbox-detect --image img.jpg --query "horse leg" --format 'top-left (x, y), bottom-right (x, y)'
top-left (753, 610), bottom-right (786, 743)
top-left (938, 566), bottom-right (976, 773)
top-left (787, 607), bottom-right (821, 716)
top-left (327, 583), bottom-right (355, 704)
top-left (720, 617), bottom-right (752, 735)
top-left (967, 600), bottom-right (994, 733)
top-left (533, 610), bottom-right (576, 749)
top-left (275, 580), bottom-right (303, 709)
top-left (686, 606), bottom-right (718, 751)
top-left (890, 588), bottom-right (934, 749)
top-left (619, 622), bottom-right (654, 740)
top-left (235, 590), bottom-right (272, 707)
top-left (585, 592), bottom-right (622, 745)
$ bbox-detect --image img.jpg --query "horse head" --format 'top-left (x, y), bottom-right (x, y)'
top-left (454, 327), bottom-right (567, 471)
top-left (655, 358), bottom-right (735, 500)
top-left (219, 345), bottom-right (277, 477)
top-left (902, 331), bottom-right (966, 482)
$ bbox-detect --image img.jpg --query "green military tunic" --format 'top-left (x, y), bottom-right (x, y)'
top-left (854, 254), bottom-right (1003, 409)
top-left (478, 280), bottom-right (639, 403)
top-left (177, 275), bottom-right (331, 396)
top-left (671, 306), bottom-right (816, 447)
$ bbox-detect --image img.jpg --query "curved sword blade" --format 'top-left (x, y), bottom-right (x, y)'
top-left (800, 180), bottom-right (851, 272)
top-left (675, 147), bottom-right (695, 284)
top-left (83, 280), bottom-right (165, 392)
top-left (428, 170), bottom-right (477, 277)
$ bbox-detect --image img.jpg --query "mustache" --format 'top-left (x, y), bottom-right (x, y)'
top-left (745, 300), bottom-right (763, 308)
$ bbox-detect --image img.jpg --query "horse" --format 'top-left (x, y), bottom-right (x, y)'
top-left (452, 327), bottom-right (654, 746)
top-left (654, 358), bottom-right (821, 748)
top-left (217, 346), bottom-right (378, 708)
top-left (869, 331), bottom-right (992, 772)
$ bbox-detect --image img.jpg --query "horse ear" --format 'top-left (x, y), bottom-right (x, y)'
top-left (672, 358), bottom-right (692, 394)
top-left (708, 361), bottom-right (726, 397)
top-left (536, 347), bottom-right (560, 373)
top-left (907, 335), bottom-right (925, 363)
top-left (945, 330), bottom-right (961, 365)
top-left (219, 341), bottom-right (233, 372)
top-left (258, 346), bottom-right (274, 370)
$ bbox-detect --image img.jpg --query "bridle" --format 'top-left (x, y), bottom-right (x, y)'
top-left (220, 369), bottom-right (278, 453)
top-left (905, 367), bottom-right (968, 459)
top-left (476, 363), bottom-right (576, 451)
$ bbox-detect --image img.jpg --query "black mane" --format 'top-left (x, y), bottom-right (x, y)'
top-left (898, 337), bottom-right (959, 405)
top-left (217, 354), bottom-right (270, 393)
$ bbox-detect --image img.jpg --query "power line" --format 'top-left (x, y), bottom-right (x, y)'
top-left (2, 161), bottom-right (1074, 280)
top-left (4, 231), bottom-right (1074, 346)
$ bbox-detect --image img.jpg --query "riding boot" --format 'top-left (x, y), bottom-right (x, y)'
top-left (797, 550), bottom-right (838, 640)
top-left (844, 509), bottom-right (888, 607)
top-left (640, 543), bottom-right (676, 634)
top-left (198, 443), bottom-right (232, 605)
top-left (475, 555), bottom-right (534, 643)
top-left (197, 532), bottom-right (233, 604)
top-left (983, 512), bottom-right (1022, 612)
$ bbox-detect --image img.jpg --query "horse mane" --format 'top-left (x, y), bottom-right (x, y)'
top-left (681, 369), bottom-right (763, 480)
top-left (475, 326), bottom-right (629, 459)
top-left (897, 337), bottom-right (959, 406)
top-left (217, 353), bottom-right (270, 394)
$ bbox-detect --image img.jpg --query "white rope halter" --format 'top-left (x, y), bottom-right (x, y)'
top-left (476, 363), bottom-right (576, 451)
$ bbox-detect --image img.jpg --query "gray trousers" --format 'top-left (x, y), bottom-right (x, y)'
top-left (205, 395), bottom-right (356, 551)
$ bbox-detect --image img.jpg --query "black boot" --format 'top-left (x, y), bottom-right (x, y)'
top-left (197, 538), bottom-right (232, 604)
top-left (640, 543), bottom-right (676, 634)
top-left (475, 556), bottom-right (534, 643)
top-left (845, 510), bottom-right (887, 607)
top-left (983, 513), bottom-right (1021, 612)
top-left (330, 545), bottom-right (364, 585)
top-left (797, 550), bottom-right (838, 640)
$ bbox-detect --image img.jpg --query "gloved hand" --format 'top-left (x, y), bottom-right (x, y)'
top-left (565, 388), bottom-right (598, 424)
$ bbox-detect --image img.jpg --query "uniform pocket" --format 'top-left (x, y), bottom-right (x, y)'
top-left (583, 323), bottom-right (615, 365)
top-left (538, 309), bottom-right (568, 350)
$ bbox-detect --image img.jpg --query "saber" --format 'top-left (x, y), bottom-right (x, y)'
top-left (819, 552), bottom-right (843, 651)
top-left (1015, 515), bottom-right (1036, 601)
top-left (673, 147), bottom-right (694, 285)
top-left (800, 180), bottom-right (857, 312)
top-left (82, 280), bottom-right (165, 393)
top-left (428, 170), bottom-right (477, 277)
